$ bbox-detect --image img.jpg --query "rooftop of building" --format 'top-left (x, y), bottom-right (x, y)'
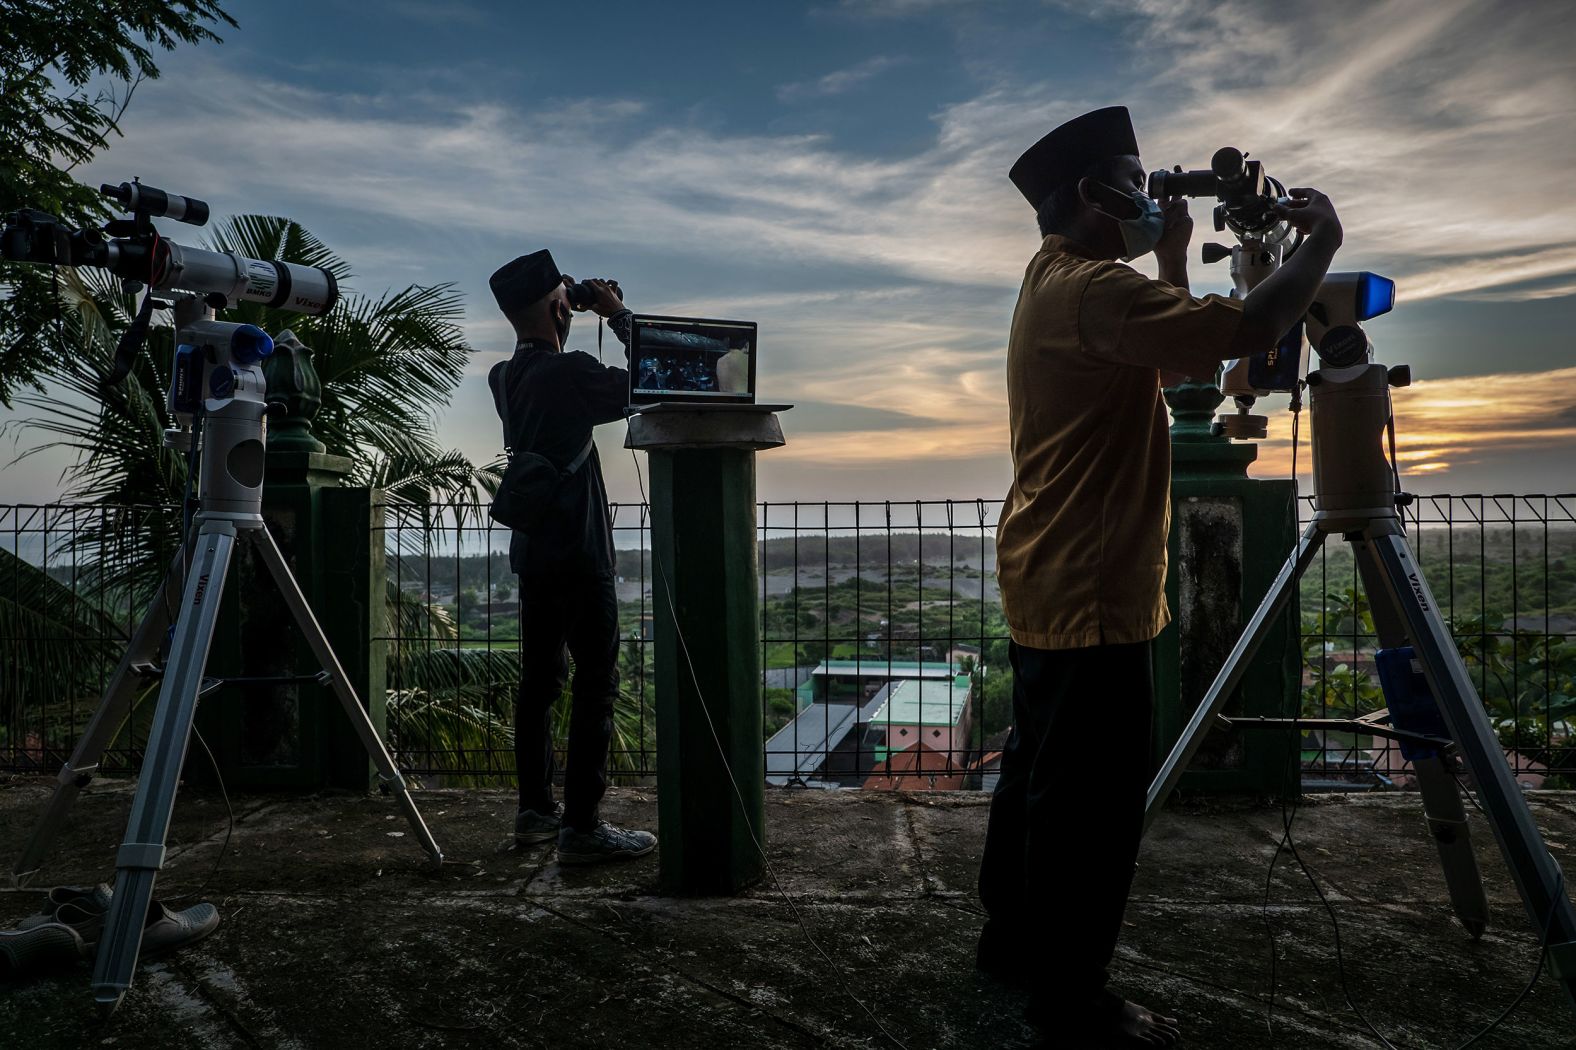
top-left (865, 675), bottom-right (972, 728)
top-left (863, 744), bottom-right (969, 791)
top-left (2, 776), bottom-right (1574, 1048)
top-left (812, 659), bottom-right (960, 680)
top-left (765, 700), bottom-right (861, 786)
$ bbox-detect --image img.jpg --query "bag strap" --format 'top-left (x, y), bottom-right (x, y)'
top-left (492, 360), bottom-right (595, 474)
top-left (563, 435), bottom-right (595, 475)
top-left (490, 363), bottom-right (515, 455)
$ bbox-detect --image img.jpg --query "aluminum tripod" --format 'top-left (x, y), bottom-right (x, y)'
top-left (1145, 360), bottom-right (1576, 1014)
top-left (9, 297), bottom-right (443, 1013)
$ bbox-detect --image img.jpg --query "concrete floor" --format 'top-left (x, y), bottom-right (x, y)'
top-left (2, 776), bottom-right (1575, 1049)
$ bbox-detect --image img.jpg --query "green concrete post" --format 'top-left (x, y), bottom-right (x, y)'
top-left (1154, 378), bottom-right (1300, 797)
top-left (196, 333), bottom-right (386, 791)
top-left (631, 408), bottom-right (786, 896)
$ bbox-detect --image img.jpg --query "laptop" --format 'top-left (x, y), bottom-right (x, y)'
top-left (627, 314), bottom-right (791, 413)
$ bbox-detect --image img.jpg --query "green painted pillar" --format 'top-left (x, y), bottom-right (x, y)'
top-left (1154, 378), bottom-right (1300, 796)
top-left (197, 331), bottom-right (386, 791)
top-left (630, 408), bottom-right (787, 895)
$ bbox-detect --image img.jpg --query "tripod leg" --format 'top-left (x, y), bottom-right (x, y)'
top-left (1145, 521), bottom-right (1325, 832)
top-left (1367, 533), bottom-right (1576, 1009)
top-left (250, 524), bottom-right (442, 865)
top-left (1413, 755), bottom-right (1489, 938)
top-left (1352, 538), bottom-right (1490, 938)
top-left (11, 549), bottom-right (183, 887)
top-left (92, 520), bottom-right (237, 1012)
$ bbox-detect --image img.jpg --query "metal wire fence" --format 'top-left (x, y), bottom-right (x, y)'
top-left (376, 500), bottom-right (1008, 788)
top-left (1, 503), bottom-right (183, 774)
top-left (4, 495), bottom-right (1573, 789)
top-left (1300, 494), bottom-right (1576, 786)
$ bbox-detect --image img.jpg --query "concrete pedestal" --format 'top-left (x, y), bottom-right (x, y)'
top-left (628, 407), bottom-right (786, 895)
top-left (1156, 380), bottom-right (1300, 797)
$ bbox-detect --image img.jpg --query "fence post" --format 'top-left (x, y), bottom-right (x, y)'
top-left (195, 335), bottom-right (385, 791)
top-left (1154, 379), bottom-right (1300, 796)
top-left (631, 408), bottom-right (787, 895)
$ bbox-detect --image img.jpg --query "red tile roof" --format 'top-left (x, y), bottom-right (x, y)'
top-left (864, 744), bottom-right (969, 790)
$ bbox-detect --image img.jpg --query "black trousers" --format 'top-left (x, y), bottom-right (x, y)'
top-left (516, 572), bottom-right (620, 831)
top-left (977, 638), bottom-right (1155, 1021)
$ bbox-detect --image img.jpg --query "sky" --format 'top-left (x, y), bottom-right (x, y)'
top-left (4, 0), bottom-right (1575, 504)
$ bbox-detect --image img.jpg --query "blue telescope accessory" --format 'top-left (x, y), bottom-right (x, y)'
top-left (1355, 272), bottom-right (1395, 321)
top-left (229, 324), bottom-right (274, 365)
top-left (1376, 646), bottom-right (1450, 761)
top-left (172, 344), bottom-right (201, 414)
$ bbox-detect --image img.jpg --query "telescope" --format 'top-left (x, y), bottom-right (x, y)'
top-left (4, 183), bottom-right (445, 1014)
top-left (1148, 148), bottom-right (1394, 439)
top-left (3, 179), bottom-right (339, 397)
top-left (2, 179), bottom-right (338, 318)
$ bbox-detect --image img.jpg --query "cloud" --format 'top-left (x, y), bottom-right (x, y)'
top-left (1104, 0), bottom-right (1576, 303)
top-left (777, 55), bottom-right (906, 102)
top-left (38, 0), bottom-right (1573, 502)
top-left (84, 1), bottom-right (1576, 304)
top-left (1245, 364), bottom-right (1576, 491)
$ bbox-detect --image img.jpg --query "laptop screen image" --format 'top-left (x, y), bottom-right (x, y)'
top-left (628, 314), bottom-right (757, 406)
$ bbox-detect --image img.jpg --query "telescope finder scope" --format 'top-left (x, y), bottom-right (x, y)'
top-left (101, 181), bottom-right (210, 227)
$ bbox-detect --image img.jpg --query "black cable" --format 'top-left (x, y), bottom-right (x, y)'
top-left (105, 288), bottom-right (156, 389)
top-left (630, 448), bottom-right (910, 1050)
top-left (1271, 741), bottom-right (1564, 1048)
top-left (1264, 393), bottom-right (1303, 1038)
top-left (1442, 763), bottom-right (1567, 1049)
top-left (1451, 866), bottom-right (1563, 1050)
top-left (162, 724), bottom-right (234, 905)
top-left (1278, 794), bottom-right (1401, 1049)
top-left (1385, 413), bottom-right (1406, 535)
top-left (1289, 385), bottom-right (1303, 493)
top-left (1261, 729), bottom-right (1294, 1039)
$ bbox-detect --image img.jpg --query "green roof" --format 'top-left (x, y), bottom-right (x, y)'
top-left (866, 675), bottom-right (971, 727)
top-left (812, 659), bottom-right (957, 680)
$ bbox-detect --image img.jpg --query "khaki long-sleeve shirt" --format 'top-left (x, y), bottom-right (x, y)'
top-left (997, 235), bottom-right (1244, 650)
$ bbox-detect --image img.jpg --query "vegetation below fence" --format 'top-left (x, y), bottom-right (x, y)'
top-left (6, 509), bottom-right (1575, 783)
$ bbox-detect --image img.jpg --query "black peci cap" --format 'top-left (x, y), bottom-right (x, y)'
top-left (1009, 106), bottom-right (1140, 208)
top-left (490, 250), bottom-right (563, 315)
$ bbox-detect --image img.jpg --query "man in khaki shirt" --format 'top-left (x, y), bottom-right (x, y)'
top-left (978, 107), bottom-right (1344, 1048)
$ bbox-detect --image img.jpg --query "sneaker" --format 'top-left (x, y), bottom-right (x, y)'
top-left (515, 803), bottom-right (565, 846)
top-left (556, 821), bottom-right (657, 866)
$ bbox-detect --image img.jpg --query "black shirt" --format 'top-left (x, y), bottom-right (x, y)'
top-left (488, 311), bottom-right (632, 578)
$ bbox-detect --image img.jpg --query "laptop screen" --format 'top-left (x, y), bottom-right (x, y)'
top-left (628, 314), bottom-right (756, 406)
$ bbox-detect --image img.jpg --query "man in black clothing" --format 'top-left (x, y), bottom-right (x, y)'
top-left (487, 249), bottom-right (656, 865)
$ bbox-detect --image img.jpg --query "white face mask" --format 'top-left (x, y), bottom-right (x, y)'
top-left (1094, 183), bottom-right (1167, 261)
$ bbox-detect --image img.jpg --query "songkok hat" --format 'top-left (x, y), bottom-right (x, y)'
top-left (1009, 106), bottom-right (1140, 208)
top-left (490, 250), bottom-right (562, 314)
